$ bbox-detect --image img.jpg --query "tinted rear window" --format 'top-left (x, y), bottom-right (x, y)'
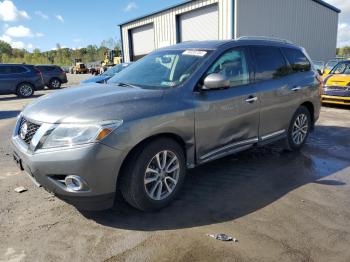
top-left (250, 46), bottom-right (289, 81)
top-left (0, 66), bottom-right (27, 74)
top-left (282, 48), bottom-right (311, 72)
top-left (37, 66), bottom-right (56, 71)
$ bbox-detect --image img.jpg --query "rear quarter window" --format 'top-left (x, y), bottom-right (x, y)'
top-left (282, 48), bottom-right (311, 73)
top-left (11, 66), bottom-right (28, 73)
top-left (250, 46), bottom-right (290, 81)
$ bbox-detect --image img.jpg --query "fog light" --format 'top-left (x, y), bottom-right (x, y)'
top-left (65, 175), bottom-right (84, 191)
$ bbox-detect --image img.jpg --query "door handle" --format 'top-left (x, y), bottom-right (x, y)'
top-left (245, 96), bottom-right (258, 103)
top-left (291, 86), bottom-right (302, 91)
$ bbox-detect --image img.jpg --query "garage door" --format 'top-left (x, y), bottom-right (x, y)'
top-left (131, 23), bottom-right (155, 61)
top-left (179, 4), bottom-right (219, 42)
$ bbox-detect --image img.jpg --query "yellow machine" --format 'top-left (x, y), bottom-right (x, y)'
top-left (102, 50), bottom-right (122, 67)
top-left (72, 59), bottom-right (88, 74)
top-left (322, 60), bottom-right (350, 105)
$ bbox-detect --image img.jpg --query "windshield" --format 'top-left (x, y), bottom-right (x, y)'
top-left (108, 49), bottom-right (210, 88)
top-left (103, 64), bottom-right (127, 77)
top-left (325, 60), bottom-right (338, 70)
top-left (331, 62), bottom-right (350, 75)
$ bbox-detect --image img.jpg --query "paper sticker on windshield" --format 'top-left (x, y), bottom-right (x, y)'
top-left (182, 50), bottom-right (207, 57)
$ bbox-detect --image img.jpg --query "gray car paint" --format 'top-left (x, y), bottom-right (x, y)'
top-left (11, 39), bottom-right (321, 210)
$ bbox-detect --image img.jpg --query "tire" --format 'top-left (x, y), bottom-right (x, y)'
top-left (120, 138), bottom-right (186, 211)
top-left (284, 106), bottom-right (311, 151)
top-left (16, 83), bottom-right (34, 98)
top-left (48, 78), bottom-right (61, 89)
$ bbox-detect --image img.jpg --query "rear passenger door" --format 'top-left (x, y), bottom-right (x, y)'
top-left (249, 45), bottom-right (296, 141)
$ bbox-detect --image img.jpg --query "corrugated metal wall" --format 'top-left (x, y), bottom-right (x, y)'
top-left (235, 0), bottom-right (339, 61)
top-left (121, 0), bottom-right (232, 62)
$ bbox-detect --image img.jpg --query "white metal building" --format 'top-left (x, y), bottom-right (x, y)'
top-left (119, 0), bottom-right (340, 62)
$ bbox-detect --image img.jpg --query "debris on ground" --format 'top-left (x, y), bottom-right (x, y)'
top-left (207, 233), bottom-right (237, 242)
top-left (14, 187), bottom-right (27, 193)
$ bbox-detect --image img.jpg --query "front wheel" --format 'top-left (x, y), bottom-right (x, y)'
top-left (16, 83), bottom-right (34, 98)
top-left (285, 106), bottom-right (311, 151)
top-left (120, 138), bottom-right (186, 211)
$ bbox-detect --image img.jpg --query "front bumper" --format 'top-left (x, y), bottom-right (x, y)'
top-left (11, 136), bottom-right (126, 210)
top-left (322, 88), bottom-right (350, 105)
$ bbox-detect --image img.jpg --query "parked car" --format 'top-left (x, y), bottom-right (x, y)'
top-left (11, 38), bottom-right (321, 211)
top-left (81, 63), bottom-right (131, 84)
top-left (322, 60), bottom-right (350, 105)
top-left (0, 64), bottom-right (44, 98)
top-left (36, 65), bottom-right (68, 89)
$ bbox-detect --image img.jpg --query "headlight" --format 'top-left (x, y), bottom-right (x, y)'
top-left (40, 120), bottom-right (122, 149)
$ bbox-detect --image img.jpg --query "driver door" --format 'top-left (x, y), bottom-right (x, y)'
top-left (194, 47), bottom-right (260, 164)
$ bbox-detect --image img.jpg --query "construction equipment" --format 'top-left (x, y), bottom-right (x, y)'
top-left (72, 58), bottom-right (88, 74)
top-left (102, 50), bottom-right (122, 67)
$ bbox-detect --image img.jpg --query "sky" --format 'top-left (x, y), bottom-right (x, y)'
top-left (0, 0), bottom-right (349, 52)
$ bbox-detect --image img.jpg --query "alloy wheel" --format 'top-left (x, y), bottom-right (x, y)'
top-left (19, 84), bottom-right (33, 97)
top-left (292, 113), bottom-right (309, 145)
top-left (144, 150), bottom-right (180, 201)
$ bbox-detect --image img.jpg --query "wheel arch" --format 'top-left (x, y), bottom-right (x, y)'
top-left (300, 101), bottom-right (315, 129)
top-left (116, 132), bottom-right (191, 189)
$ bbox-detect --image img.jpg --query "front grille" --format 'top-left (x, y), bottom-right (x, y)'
top-left (18, 118), bottom-right (41, 145)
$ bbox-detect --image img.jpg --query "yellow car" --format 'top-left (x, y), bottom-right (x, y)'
top-left (322, 60), bottom-right (350, 105)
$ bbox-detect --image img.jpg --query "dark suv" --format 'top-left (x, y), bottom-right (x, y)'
top-left (36, 65), bottom-right (68, 89)
top-left (11, 38), bottom-right (321, 211)
top-left (0, 64), bottom-right (44, 98)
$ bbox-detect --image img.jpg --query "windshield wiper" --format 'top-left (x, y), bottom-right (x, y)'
top-left (116, 82), bottom-right (138, 88)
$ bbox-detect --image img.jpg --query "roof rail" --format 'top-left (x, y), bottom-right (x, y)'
top-left (237, 36), bottom-right (295, 45)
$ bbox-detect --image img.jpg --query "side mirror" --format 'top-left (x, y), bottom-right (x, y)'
top-left (202, 73), bottom-right (230, 90)
top-left (317, 69), bottom-right (323, 75)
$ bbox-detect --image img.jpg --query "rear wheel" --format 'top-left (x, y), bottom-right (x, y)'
top-left (285, 106), bottom-right (311, 151)
top-left (48, 78), bottom-right (61, 89)
top-left (120, 138), bottom-right (186, 211)
top-left (16, 83), bottom-right (34, 98)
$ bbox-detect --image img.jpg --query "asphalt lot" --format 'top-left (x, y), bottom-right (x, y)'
top-left (0, 74), bottom-right (350, 262)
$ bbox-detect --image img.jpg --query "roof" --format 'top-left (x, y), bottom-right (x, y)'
top-left (119, 0), bottom-right (340, 27)
top-left (157, 38), bottom-right (300, 51)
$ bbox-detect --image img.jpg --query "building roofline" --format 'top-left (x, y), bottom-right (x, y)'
top-left (118, 0), bottom-right (193, 26)
top-left (312, 0), bottom-right (340, 13)
top-left (118, 0), bottom-right (340, 27)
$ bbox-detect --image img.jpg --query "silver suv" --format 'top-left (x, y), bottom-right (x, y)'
top-left (11, 39), bottom-right (321, 211)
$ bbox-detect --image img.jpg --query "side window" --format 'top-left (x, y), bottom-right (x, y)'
top-left (206, 49), bottom-right (250, 87)
top-left (251, 46), bottom-right (290, 81)
top-left (11, 66), bottom-right (27, 73)
top-left (282, 48), bottom-right (311, 73)
top-left (0, 66), bottom-right (8, 74)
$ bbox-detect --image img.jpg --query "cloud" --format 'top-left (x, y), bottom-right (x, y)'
top-left (5, 25), bottom-right (33, 37)
top-left (124, 2), bottom-right (138, 12)
top-left (337, 23), bottom-right (350, 47)
top-left (55, 14), bottom-right (64, 22)
top-left (35, 10), bottom-right (49, 20)
top-left (0, 0), bottom-right (30, 21)
top-left (35, 32), bottom-right (44, 37)
top-left (326, 0), bottom-right (350, 13)
top-left (0, 34), bottom-right (33, 50)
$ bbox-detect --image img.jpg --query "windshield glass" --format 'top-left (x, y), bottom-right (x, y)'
top-left (103, 64), bottom-right (127, 77)
top-left (108, 49), bottom-right (210, 88)
top-left (331, 63), bottom-right (350, 74)
top-left (325, 60), bottom-right (338, 70)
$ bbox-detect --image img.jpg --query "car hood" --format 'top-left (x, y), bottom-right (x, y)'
top-left (22, 83), bottom-right (164, 124)
top-left (81, 75), bottom-right (111, 84)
